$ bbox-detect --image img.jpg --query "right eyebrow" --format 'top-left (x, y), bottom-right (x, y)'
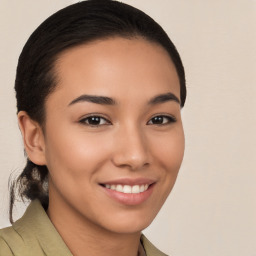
top-left (68, 94), bottom-right (116, 106)
top-left (148, 92), bottom-right (180, 105)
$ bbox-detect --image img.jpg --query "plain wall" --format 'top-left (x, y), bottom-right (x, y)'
top-left (0, 1), bottom-right (255, 255)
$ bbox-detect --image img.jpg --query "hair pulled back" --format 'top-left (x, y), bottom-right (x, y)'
top-left (10, 0), bottom-right (186, 222)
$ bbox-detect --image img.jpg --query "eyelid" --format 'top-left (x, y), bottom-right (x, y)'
top-left (78, 113), bottom-right (176, 127)
top-left (79, 114), bottom-right (112, 126)
top-left (147, 114), bottom-right (177, 125)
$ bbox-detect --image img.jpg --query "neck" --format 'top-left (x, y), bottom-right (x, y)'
top-left (47, 190), bottom-right (141, 256)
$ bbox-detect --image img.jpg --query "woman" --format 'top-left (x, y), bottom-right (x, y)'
top-left (0, 0), bottom-right (186, 255)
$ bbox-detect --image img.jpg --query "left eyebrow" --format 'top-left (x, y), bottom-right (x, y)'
top-left (68, 94), bottom-right (116, 106)
top-left (148, 92), bottom-right (180, 105)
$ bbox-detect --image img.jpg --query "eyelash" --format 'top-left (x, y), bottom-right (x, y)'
top-left (79, 114), bottom-right (176, 127)
top-left (79, 115), bottom-right (111, 126)
top-left (147, 115), bottom-right (177, 125)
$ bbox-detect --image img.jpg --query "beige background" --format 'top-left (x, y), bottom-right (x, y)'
top-left (0, 0), bottom-right (255, 255)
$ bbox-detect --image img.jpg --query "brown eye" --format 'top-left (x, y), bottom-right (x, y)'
top-left (80, 116), bottom-right (110, 126)
top-left (147, 115), bottom-right (176, 125)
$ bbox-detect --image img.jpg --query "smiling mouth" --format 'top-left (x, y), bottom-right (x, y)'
top-left (101, 184), bottom-right (150, 194)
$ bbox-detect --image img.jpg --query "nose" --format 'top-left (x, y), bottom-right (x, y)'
top-left (111, 125), bottom-right (150, 171)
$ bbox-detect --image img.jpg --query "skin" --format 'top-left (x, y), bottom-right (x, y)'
top-left (18, 37), bottom-right (185, 256)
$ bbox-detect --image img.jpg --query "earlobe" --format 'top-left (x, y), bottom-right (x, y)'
top-left (18, 111), bottom-right (46, 166)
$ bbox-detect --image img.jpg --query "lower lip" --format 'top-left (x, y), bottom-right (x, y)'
top-left (101, 184), bottom-right (155, 206)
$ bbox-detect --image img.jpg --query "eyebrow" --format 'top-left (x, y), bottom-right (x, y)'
top-left (148, 92), bottom-right (180, 105)
top-left (69, 95), bottom-right (116, 106)
top-left (68, 92), bottom-right (180, 106)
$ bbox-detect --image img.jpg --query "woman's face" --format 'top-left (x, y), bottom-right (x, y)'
top-left (42, 37), bottom-right (185, 234)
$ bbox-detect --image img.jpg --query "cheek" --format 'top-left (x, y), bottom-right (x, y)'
top-left (150, 125), bottom-right (185, 203)
top-left (44, 127), bottom-right (114, 210)
top-left (44, 125), bottom-right (112, 179)
top-left (152, 126), bottom-right (185, 173)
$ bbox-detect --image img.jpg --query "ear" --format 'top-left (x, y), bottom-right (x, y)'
top-left (18, 111), bottom-right (46, 166)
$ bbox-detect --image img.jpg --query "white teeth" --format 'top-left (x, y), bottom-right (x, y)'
top-left (132, 185), bottom-right (140, 194)
top-left (139, 185), bottom-right (145, 192)
top-left (104, 184), bottom-right (150, 194)
top-left (123, 185), bottom-right (132, 193)
top-left (116, 185), bottom-right (123, 192)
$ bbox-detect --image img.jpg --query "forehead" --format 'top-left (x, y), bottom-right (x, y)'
top-left (51, 37), bottom-right (180, 105)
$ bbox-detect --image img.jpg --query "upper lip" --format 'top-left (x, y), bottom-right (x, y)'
top-left (100, 178), bottom-right (156, 186)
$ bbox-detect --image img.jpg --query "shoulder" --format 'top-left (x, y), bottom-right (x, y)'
top-left (0, 200), bottom-right (72, 256)
top-left (0, 228), bottom-right (13, 256)
top-left (0, 212), bottom-right (41, 256)
top-left (0, 201), bottom-right (51, 256)
top-left (141, 234), bottom-right (168, 256)
top-left (0, 226), bottom-right (26, 255)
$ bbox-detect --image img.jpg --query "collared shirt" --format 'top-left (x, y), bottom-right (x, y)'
top-left (0, 200), bottom-right (167, 256)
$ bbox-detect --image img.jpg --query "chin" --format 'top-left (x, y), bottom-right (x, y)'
top-left (99, 210), bottom-right (157, 235)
